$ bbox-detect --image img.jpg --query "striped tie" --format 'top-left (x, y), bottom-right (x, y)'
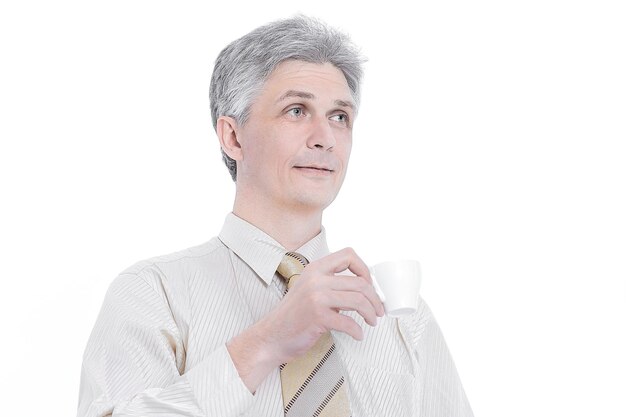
top-left (277, 252), bottom-right (351, 417)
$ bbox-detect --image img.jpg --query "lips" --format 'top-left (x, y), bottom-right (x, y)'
top-left (293, 164), bottom-right (336, 178)
top-left (294, 165), bottom-right (334, 172)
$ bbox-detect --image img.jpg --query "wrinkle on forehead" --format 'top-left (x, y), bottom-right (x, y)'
top-left (275, 89), bottom-right (355, 110)
top-left (264, 61), bottom-right (353, 102)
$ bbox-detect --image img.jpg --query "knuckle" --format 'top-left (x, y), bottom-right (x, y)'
top-left (342, 315), bottom-right (358, 332)
top-left (314, 298), bottom-right (332, 318)
top-left (349, 291), bottom-right (362, 305)
top-left (306, 259), bottom-right (320, 270)
top-left (355, 292), bottom-right (369, 307)
top-left (309, 291), bottom-right (324, 308)
top-left (360, 298), bottom-right (372, 312)
top-left (339, 246), bottom-right (355, 258)
top-left (330, 314), bottom-right (345, 332)
top-left (354, 279), bottom-right (368, 292)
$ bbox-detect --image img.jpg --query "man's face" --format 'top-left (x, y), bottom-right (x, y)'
top-left (235, 60), bottom-right (355, 213)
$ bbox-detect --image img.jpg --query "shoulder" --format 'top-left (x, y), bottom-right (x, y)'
top-left (120, 237), bottom-right (225, 275)
top-left (109, 237), bottom-right (230, 295)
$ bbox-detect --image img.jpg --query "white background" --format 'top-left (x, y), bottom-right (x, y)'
top-left (1, 1), bottom-right (625, 416)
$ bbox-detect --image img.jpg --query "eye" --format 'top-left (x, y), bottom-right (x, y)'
top-left (287, 107), bottom-right (305, 117)
top-left (330, 113), bottom-right (349, 124)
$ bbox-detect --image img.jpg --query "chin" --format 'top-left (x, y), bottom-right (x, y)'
top-left (290, 190), bottom-right (338, 212)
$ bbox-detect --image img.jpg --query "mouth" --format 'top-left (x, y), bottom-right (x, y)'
top-left (295, 166), bottom-right (333, 171)
top-left (293, 166), bottom-right (335, 176)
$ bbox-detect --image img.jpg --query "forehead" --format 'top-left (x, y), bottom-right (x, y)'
top-left (260, 60), bottom-right (352, 99)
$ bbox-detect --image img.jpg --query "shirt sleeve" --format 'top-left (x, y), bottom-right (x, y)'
top-left (77, 272), bottom-right (254, 417)
top-left (399, 298), bottom-right (474, 417)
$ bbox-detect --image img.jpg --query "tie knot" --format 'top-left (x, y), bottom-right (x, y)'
top-left (277, 252), bottom-right (309, 288)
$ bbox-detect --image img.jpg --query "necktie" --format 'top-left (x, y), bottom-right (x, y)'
top-left (276, 252), bottom-right (352, 417)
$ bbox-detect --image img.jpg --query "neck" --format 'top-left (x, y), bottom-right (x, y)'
top-left (232, 192), bottom-right (323, 251)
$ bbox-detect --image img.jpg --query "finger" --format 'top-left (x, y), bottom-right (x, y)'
top-left (330, 275), bottom-right (385, 317)
top-left (328, 291), bottom-right (378, 326)
top-left (328, 312), bottom-right (363, 341)
top-left (315, 247), bottom-right (372, 283)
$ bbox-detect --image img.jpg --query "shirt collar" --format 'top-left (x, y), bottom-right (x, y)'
top-left (218, 212), bottom-right (330, 285)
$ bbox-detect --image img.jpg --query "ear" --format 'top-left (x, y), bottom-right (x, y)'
top-left (217, 116), bottom-right (243, 161)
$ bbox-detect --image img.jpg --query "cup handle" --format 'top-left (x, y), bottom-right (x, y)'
top-left (369, 269), bottom-right (386, 303)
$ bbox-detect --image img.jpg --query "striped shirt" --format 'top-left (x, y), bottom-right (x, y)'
top-left (78, 213), bottom-right (473, 417)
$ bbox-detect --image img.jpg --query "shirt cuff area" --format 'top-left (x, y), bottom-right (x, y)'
top-left (185, 344), bottom-right (254, 416)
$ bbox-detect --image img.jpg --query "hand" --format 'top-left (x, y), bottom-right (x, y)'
top-left (227, 247), bottom-right (384, 392)
top-left (265, 247), bottom-right (385, 360)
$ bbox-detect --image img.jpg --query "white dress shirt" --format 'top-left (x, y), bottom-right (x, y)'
top-left (78, 213), bottom-right (473, 417)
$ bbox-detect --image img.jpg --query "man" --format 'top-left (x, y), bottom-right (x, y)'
top-left (78, 16), bottom-right (473, 417)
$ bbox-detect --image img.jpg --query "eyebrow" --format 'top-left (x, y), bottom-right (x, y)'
top-left (277, 90), bottom-right (315, 102)
top-left (276, 89), bottom-right (355, 110)
top-left (334, 99), bottom-right (355, 111)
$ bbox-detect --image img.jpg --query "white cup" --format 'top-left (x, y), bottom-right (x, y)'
top-left (370, 260), bottom-right (421, 317)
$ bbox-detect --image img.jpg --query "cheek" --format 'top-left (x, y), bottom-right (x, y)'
top-left (338, 134), bottom-right (353, 162)
top-left (242, 127), bottom-right (277, 163)
top-left (249, 134), bottom-right (294, 175)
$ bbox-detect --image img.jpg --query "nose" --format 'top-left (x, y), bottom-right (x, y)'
top-left (306, 115), bottom-right (336, 151)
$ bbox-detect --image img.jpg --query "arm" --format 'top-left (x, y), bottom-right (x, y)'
top-left (399, 299), bottom-right (474, 417)
top-left (78, 272), bottom-right (253, 417)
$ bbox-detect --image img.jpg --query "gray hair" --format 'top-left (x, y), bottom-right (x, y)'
top-left (209, 15), bottom-right (366, 181)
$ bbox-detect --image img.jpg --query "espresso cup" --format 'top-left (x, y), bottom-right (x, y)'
top-left (370, 260), bottom-right (421, 317)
